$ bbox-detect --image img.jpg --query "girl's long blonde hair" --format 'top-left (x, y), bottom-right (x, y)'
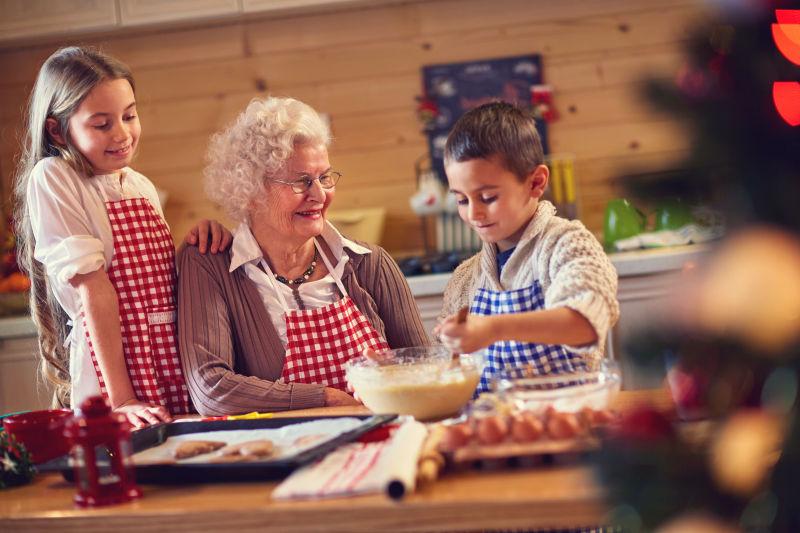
top-left (12, 47), bottom-right (135, 407)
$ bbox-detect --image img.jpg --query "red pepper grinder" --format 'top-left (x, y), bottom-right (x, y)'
top-left (63, 395), bottom-right (142, 507)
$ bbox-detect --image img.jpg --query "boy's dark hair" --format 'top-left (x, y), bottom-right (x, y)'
top-left (444, 101), bottom-right (544, 181)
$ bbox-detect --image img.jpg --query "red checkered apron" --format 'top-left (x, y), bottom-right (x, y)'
top-left (84, 196), bottom-right (191, 414)
top-left (262, 240), bottom-right (389, 391)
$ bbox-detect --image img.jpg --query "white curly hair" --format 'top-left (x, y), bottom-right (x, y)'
top-left (204, 96), bottom-right (332, 222)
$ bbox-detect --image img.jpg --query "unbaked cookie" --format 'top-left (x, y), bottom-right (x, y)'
top-left (217, 439), bottom-right (275, 460)
top-left (173, 440), bottom-right (226, 460)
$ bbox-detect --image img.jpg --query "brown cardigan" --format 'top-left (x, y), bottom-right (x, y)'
top-left (176, 242), bottom-right (429, 416)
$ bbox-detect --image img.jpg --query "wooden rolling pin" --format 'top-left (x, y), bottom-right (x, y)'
top-left (417, 424), bottom-right (446, 485)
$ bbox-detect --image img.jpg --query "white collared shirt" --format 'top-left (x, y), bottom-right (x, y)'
top-left (229, 221), bottom-right (371, 346)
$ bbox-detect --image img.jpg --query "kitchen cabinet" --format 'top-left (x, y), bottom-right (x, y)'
top-left (118, 0), bottom-right (239, 26)
top-left (0, 317), bottom-right (50, 414)
top-left (0, 0), bottom-right (117, 42)
top-left (407, 272), bottom-right (450, 339)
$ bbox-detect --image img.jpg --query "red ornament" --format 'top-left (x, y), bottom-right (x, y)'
top-left (63, 396), bottom-right (142, 507)
top-left (773, 81), bottom-right (800, 126)
top-left (531, 84), bottom-right (558, 122)
top-left (772, 10), bottom-right (800, 65)
top-left (772, 10), bottom-right (800, 125)
top-left (415, 95), bottom-right (439, 132)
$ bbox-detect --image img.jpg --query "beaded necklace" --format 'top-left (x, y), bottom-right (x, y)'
top-left (274, 248), bottom-right (318, 310)
top-left (274, 248), bottom-right (318, 286)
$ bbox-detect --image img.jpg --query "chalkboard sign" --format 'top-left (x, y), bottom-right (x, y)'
top-left (422, 54), bottom-right (548, 183)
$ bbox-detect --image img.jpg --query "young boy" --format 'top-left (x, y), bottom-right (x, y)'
top-left (435, 102), bottom-right (619, 393)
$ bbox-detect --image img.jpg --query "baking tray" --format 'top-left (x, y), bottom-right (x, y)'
top-left (38, 414), bottom-right (396, 484)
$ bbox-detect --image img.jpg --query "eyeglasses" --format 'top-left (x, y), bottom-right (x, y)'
top-left (267, 171), bottom-right (342, 194)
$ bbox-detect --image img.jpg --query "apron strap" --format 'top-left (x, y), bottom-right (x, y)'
top-left (314, 239), bottom-right (349, 298)
top-left (259, 257), bottom-right (292, 313)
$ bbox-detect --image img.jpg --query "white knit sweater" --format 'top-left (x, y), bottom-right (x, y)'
top-left (439, 201), bottom-right (620, 367)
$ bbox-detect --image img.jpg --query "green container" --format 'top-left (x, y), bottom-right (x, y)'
top-left (604, 198), bottom-right (646, 250)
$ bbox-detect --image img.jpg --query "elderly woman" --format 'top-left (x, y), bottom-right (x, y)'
top-left (178, 97), bottom-right (429, 415)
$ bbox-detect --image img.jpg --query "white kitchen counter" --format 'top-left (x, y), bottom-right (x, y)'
top-left (405, 272), bottom-right (451, 297)
top-left (608, 243), bottom-right (712, 276)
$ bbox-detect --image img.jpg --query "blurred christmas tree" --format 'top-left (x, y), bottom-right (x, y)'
top-left (594, 1), bottom-right (800, 531)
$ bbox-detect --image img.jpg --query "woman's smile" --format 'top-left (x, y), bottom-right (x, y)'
top-left (295, 208), bottom-right (323, 219)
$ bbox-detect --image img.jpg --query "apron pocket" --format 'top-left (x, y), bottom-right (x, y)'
top-left (146, 305), bottom-right (181, 378)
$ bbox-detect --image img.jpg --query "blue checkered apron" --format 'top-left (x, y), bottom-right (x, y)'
top-left (470, 281), bottom-right (587, 393)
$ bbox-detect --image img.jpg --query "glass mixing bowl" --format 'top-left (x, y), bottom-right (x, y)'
top-left (345, 346), bottom-right (483, 421)
top-left (493, 359), bottom-right (622, 414)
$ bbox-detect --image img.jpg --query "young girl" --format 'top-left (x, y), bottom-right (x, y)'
top-left (13, 47), bottom-right (230, 428)
top-left (435, 102), bottom-right (619, 393)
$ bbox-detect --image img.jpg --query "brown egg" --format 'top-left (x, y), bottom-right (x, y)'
top-left (476, 416), bottom-right (509, 445)
top-left (578, 407), bottom-right (616, 429)
top-left (579, 407), bottom-right (594, 427)
top-left (439, 423), bottom-right (474, 452)
top-left (510, 412), bottom-right (544, 443)
top-left (546, 411), bottom-right (582, 439)
top-left (591, 409), bottom-right (617, 426)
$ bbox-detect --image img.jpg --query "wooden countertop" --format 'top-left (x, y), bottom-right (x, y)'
top-left (0, 390), bottom-right (672, 532)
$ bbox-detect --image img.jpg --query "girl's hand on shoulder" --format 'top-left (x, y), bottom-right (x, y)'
top-left (184, 219), bottom-right (233, 254)
top-left (115, 399), bottom-right (172, 429)
top-left (438, 313), bottom-right (495, 354)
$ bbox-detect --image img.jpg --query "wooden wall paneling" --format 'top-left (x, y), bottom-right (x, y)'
top-left (549, 120), bottom-right (689, 161)
top-left (242, 0), bottom-right (393, 15)
top-left (284, 74), bottom-right (420, 116)
top-left (244, 4), bottom-right (702, 89)
top-left (132, 56), bottom-right (261, 103)
top-left (124, 2), bottom-right (699, 104)
top-left (374, 213), bottom-right (426, 253)
top-left (130, 116), bottom-right (424, 221)
top-left (555, 84), bottom-right (668, 129)
top-left (546, 47), bottom-right (684, 92)
top-left (241, 41), bottom-right (424, 87)
top-left (576, 150), bottom-right (691, 197)
top-left (163, 199), bottom-right (231, 245)
top-left (100, 23), bottom-right (247, 70)
top-left (134, 133), bottom-right (209, 175)
top-left (243, 2), bottom-right (421, 54)
top-left (0, 85), bottom-right (31, 124)
top-left (327, 109), bottom-right (419, 152)
top-left (118, 0), bottom-right (240, 26)
top-left (137, 92), bottom-right (255, 141)
top-left (0, 128), bottom-right (23, 193)
top-left (331, 142), bottom-right (427, 189)
top-left (414, 6), bottom-right (701, 64)
top-left (147, 168), bottom-right (208, 200)
top-left (416, 0), bottom-right (703, 35)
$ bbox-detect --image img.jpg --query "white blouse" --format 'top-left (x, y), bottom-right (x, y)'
top-left (228, 221), bottom-right (371, 346)
top-left (27, 157), bottom-right (166, 407)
